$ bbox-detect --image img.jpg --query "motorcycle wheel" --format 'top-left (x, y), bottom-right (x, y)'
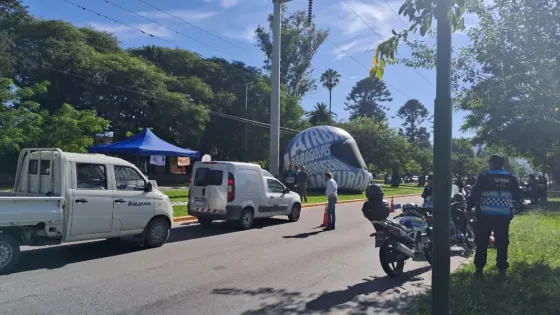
top-left (379, 243), bottom-right (406, 278)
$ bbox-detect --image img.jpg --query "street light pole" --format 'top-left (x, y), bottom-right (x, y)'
top-left (270, 0), bottom-right (293, 176)
top-left (245, 81), bottom-right (253, 162)
top-left (432, 0), bottom-right (453, 314)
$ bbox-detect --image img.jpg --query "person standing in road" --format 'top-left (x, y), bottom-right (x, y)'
top-left (468, 154), bottom-right (523, 278)
top-left (297, 166), bottom-right (308, 202)
top-left (422, 175), bottom-right (433, 207)
top-left (324, 172), bottom-right (338, 231)
top-left (284, 165), bottom-right (297, 191)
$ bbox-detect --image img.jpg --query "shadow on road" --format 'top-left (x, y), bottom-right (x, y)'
top-left (5, 218), bottom-right (290, 275)
top-left (282, 230), bottom-right (325, 239)
top-left (12, 240), bottom-right (144, 274)
top-left (211, 266), bottom-right (432, 314)
top-left (168, 217), bottom-right (289, 243)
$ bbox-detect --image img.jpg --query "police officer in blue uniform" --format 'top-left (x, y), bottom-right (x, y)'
top-left (468, 154), bottom-right (523, 277)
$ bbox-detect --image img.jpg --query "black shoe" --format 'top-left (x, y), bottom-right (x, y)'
top-left (323, 226), bottom-right (334, 231)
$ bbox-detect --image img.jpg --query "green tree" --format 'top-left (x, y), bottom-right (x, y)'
top-left (396, 99), bottom-right (431, 148)
top-left (340, 117), bottom-right (409, 173)
top-left (319, 68), bottom-right (341, 113)
top-left (0, 78), bottom-right (108, 172)
top-left (305, 102), bottom-right (336, 126)
top-left (345, 77), bottom-right (392, 121)
top-left (255, 9), bottom-right (329, 99)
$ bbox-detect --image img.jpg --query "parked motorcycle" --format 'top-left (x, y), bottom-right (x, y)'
top-left (423, 195), bottom-right (476, 250)
top-left (369, 204), bottom-right (433, 277)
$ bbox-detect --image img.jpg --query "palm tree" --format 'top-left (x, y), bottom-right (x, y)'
top-left (305, 102), bottom-right (337, 126)
top-left (320, 68), bottom-right (341, 114)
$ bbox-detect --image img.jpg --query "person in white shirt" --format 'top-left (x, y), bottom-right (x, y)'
top-left (324, 172), bottom-right (338, 231)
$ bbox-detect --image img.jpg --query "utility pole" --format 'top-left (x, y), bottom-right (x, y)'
top-left (432, 0), bottom-right (453, 314)
top-left (245, 81), bottom-right (253, 162)
top-left (270, 0), bottom-right (292, 176)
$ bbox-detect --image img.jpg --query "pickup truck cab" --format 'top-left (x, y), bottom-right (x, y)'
top-left (188, 161), bottom-right (301, 229)
top-left (0, 148), bottom-right (173, 274)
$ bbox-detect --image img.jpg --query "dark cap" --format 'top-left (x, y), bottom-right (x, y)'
top-left (488, 154), bottom-right (504, 163)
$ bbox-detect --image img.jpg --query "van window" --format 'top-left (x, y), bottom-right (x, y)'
top-left (114, 166), bottom-right (146, 191)
top-left (193, 167), bottom-right (223, 186)
top-left (267, 179), bottom-right (285, 193)
top-left (76, 163), bottom-right (107, 190)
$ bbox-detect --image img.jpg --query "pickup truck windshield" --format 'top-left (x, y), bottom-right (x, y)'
top-left (194, 167), bottom-right (223, 186)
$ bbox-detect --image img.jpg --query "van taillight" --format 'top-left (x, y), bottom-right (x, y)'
top-left (227, 173), bottom-right (235, 202)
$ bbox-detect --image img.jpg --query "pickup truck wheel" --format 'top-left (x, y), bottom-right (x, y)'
top-left (288, 204), bottom-right (301, 222)
top-left (0, 235), bottom-right (20, 275)
top-left (145, 218), bottom-right (170, 248)
top-left (239, 208), bottom-right (254, 230)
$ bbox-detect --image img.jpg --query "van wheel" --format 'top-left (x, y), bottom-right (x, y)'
top-left (239, 208), bottom-right (254, 230)
top-left (0, 234), bottom-right (20, 275)
top-left (198, 218), bottom-right (213, 227)
top-left (145, 218), bottom-right (170, 248)
top-left (288, 204), bottom-right (301, 222)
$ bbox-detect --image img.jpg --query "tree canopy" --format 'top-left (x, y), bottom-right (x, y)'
top-left (255, 8), bottom-right (329, 99)
top-left (345, 77), bottom-right (393, 121)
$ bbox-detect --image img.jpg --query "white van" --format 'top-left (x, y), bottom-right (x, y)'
top-left (188, 161), bottom-right (301, 229)
top-left (0, 148), bottom-right (174, 274)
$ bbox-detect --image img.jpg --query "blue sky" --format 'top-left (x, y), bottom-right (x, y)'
top-left (23, 0), bottom-right (478, 137)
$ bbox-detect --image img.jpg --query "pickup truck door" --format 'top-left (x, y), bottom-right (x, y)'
top-left (112, 165), bottom-right (155, 231)
top-left (266, 178), bottom-right (290, 213)
top-left (70, 163), bottom-right (114, 236)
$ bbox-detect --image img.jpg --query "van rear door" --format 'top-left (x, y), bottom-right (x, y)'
top-left (190, 163), bottom-right (229, 211)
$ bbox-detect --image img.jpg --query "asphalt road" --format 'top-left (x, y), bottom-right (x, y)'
top-left (0, 196), bottom-right (467, 315)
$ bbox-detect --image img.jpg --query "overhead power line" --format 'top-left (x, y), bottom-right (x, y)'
top-left (321, 35), bottom-right (412, 99)
top-left (43, 65), bottom-right (301, 135)
top-left (137, 0), bottom-right (246, 51)
top-left (339, 0), bottom-right (436, 89)
top-left (62, 0), bottom-right (234, 58)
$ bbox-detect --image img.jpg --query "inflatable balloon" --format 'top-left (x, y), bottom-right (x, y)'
top-left (283, 126), bottom-right (371, 192)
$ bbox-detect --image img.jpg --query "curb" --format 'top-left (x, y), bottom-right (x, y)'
top-left (172, 193), bottom-right (421, 223)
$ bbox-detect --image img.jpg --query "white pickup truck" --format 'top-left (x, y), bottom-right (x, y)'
top-left (0, 148), bottom-right (174, 274)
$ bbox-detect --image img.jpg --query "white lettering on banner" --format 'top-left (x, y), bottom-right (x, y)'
top-left (290, 134), bottom-right (308, 157)
top-left (346, 172), bottom-right (356, 189)
top-left (355, 172), bottom-right (364, 191)
top-left (309, 128), bottom-right (324, 147)
top-left (318, 126), bottom-right (334, 142)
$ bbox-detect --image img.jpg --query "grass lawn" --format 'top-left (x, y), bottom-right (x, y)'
top-left (164, 189), bottom-right (189, 203)
top-left (414, 199), bottom-right (560, 315)
top-left (173, 205), bottom-right (188, 218)
top-left (305, 184), bottom-right (422, 204)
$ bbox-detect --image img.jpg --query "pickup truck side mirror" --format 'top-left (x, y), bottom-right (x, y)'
top-left (283, 187), bottom-right (290, 194)
top-left (145, 182), bottom-right (153, 192)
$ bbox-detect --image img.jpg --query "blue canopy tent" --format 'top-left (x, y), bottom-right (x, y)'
top-left (89, 128), bottom-right (200, 158)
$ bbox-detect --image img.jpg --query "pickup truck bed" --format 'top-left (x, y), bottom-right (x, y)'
top-left (0, 193), bottom-right (64, 226)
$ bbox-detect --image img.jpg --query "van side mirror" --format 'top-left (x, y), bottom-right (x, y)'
top-left (145, 182), bottom-right (153, 192)
top-left (283, 187), bottom-right (290, 194)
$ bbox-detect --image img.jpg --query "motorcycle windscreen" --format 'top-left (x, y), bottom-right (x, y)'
top-left (329, 139), bottom-right (367, 169)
